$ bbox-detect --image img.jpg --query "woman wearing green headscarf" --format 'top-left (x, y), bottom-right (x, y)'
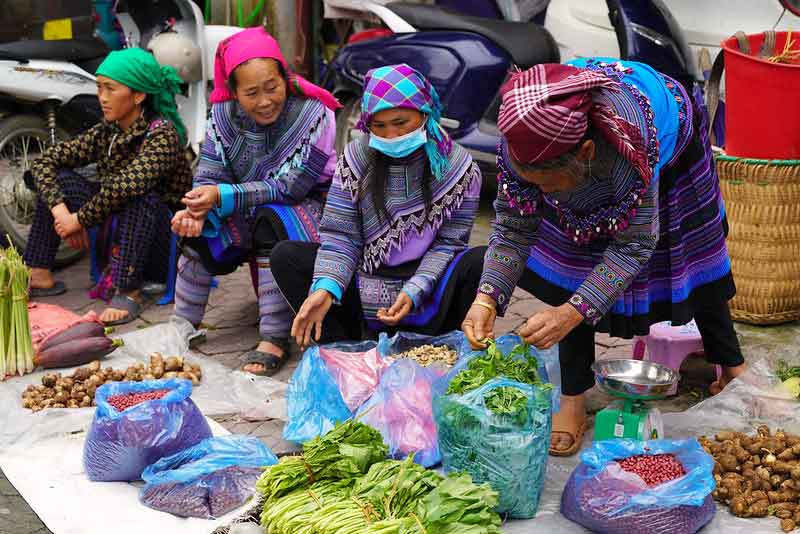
top-left (24, 48), bottom-right (193, 325)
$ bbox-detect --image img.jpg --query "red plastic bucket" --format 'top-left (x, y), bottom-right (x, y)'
top-left (722, 32), bottom-right (800, 159)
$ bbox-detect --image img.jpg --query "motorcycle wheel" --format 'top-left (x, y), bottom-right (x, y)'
top-left (335, 97), bottom-right (362, 155)
top-left (0, 115), bottom-right (81, 266)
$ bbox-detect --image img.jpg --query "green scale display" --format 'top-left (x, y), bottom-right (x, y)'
top-left (591, 359), bottom-right (678, 441)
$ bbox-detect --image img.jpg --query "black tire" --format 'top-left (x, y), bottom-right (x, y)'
top-left (0, 115), bottom-right (82, 267)
top-left (335, 96), bottom-right (361, 155)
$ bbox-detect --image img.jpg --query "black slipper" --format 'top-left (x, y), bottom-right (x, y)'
top-left (29, 281), bottom-right (67, 298)
top-left (241, 349), bottom-right (288, 377)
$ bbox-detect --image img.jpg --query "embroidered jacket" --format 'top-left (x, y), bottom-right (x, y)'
top-left (312, 137), bottom-right (481, 308)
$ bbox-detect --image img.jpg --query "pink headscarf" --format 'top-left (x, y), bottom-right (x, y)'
top-left (210, 27), bottom-right (341, 110)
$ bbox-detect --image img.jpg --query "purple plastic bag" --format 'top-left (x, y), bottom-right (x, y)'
top-left (83, 378), bottom-right (212, 482)
top-left (560, 439), bottom-right (716, 534)
top-left (356, 359), bottom-right (445, 467)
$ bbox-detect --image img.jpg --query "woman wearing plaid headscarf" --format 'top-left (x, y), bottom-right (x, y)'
top-left (271, 64), bottom-right (484, 345)
top-left (463, 59), bottom-right (746, 456)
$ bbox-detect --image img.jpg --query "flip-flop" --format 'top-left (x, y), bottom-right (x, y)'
top-left (103, 294), bottom-right (143, 326)
top-left (29, 281), bottom-right (67, 298)
top-left (241, 340), bottom-right (290, 377)
top-left (549, 418), bottom-right (589, 457)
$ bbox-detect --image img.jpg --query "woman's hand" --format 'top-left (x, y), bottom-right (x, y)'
top-left (462, 295), bottom-right (498, 349)
top-left (519, 303), bottom-right (583, 349)
top-left (182, 185), bottom-right (220, 218)
top-left (171, 209), bottom-right (204, 238)
top-left (291, 289), bottom-right (333, 348)
top-left (65, 229), bottom-right (90, 250)
top-left (54, 211), bottom-right (83, 239)
top-left (377, 292), bottom-right (413, 326)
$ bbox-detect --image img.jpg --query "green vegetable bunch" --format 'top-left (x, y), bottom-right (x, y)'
top-left (776, 359), bottom-right (800, 382)
top-left (0, 242), bottom-right (34, 380)
top-left (260, 479), bottom-right (353, 534)
top-left (256, 420), bottom-right (388, 505)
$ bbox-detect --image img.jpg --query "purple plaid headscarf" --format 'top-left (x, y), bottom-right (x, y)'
top-left (357, 64), bottom-right (452, 180)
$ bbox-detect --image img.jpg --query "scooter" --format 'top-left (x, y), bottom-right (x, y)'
top-left (0, 0), bottom-right (239, 266)
top-left (323, 0), bottom-right (696, 172)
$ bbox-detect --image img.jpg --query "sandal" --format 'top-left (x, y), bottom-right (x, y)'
top-left (549, 418), bottom-right (589, 457)
top-left (241, 339), bottom-right (290, 377)
top-left (103, 294), bottom-right (143, 326)
top-left (30, 281), bottom-right (67, 298)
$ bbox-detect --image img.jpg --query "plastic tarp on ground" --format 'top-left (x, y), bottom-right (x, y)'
top-left (0, 317), bottom-right (289, 534)
top-left (0, 317), bottom-right (288, 450)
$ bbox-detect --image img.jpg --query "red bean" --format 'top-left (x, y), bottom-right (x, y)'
top-left (617, 454), bottom-right (686, 487)
top-left (107, 389), bottom-right (170, 412)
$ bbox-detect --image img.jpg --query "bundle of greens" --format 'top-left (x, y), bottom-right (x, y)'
top-left (775, 360), bottom-right (800, 398)
top-left (0, 243), bottom-right (34, 380)
top-left (256, 420), bottom-right (388, 505)
top-left (259, 424), bottom-right (502, 534)
top-left (447, 339), bottom-right (550, 399)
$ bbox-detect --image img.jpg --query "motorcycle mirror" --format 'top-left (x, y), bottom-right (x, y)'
top-left (782, 0), bottom-right (800, 17)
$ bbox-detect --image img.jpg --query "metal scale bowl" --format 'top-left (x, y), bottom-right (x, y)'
top-left (592, 359), bottom-right (679, 441)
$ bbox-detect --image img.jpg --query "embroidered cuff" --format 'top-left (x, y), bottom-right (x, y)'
top-left (478, 281), bottom-right (509, 316)
top-left (217, 184), bottom-right (235, 218)
top-left (568, 293), bottom-right (603, 326)
top-left (311, 277), bottom-right (343, 302)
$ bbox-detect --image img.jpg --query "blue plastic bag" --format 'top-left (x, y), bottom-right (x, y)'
top-left (83, 378), bottom-right (212, 482)
top-left (439, 333), bottom-right (561, 412)
top-left (356, 359), bottom-right (445, 467)
top-left (283, 342), bottom-right (375, 443)
top-left (561, 439), bottom-right (716, 534)
top-left (434, 377), bottom-right (552, 518)
top-left (140, 435), bottom-right (277, 518)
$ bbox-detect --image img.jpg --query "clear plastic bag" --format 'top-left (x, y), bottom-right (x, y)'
top-left (83, 378), bottom-right (212, 482)
top-left (434, 377), bottom-right (552, 518)
top-left (319, 341), bottom-right (391, 411)
top-left (356, 359), bottom-right (445, 467)
top-left (283, 346), bottom-right (352, 444)
top-left (377, 330), bottom-right (468, 361)
top-left (560, 439), bottom-right (716, 534)
top-left (140, 435), bottom-right (277, 518)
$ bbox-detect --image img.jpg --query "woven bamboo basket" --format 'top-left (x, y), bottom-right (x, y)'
top-left (716, 154), bottom-right (800, 324)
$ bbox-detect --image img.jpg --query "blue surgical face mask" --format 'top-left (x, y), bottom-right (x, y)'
top-left (369, 125), bottom-right (427, 158)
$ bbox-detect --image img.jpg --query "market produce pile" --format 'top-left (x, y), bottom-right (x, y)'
top-left (108, 389), bottom-right (170, 411)
top-left (395, 344), bottom-right (458, 367)
top-left (435, 339), bottom-right (553, 519)
top-left (257, 420), bottom-right (502, 534)
top-left (21, 354), bottom-right (202, 411)
top-left (0, 244), bottom-right (34, 379)
top-left (618, 454), bottom-right (686, 487)
top-left (702, 426), bottom-right (800, 532)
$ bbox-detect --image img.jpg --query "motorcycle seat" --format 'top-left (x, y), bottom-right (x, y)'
top-left (386, 2), bottom-right (559, 68)
top-left (0, 37), bottom-right (109, 64)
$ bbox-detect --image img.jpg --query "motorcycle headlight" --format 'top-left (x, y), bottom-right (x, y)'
top-left (147, 31), bottom-right (203, 83)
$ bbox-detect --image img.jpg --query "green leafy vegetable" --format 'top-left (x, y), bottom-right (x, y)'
top-left (776, 359), bottom-right (800, 382)
top-left (0, 242), bottom-right (34, 380)
top-left (256, 420), bottom-right (388, 504)
top-left (447, 339), bottom-right (550, 397)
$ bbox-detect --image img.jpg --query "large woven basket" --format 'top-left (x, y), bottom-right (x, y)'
top-left (716, 154), bottom-right (800, 324)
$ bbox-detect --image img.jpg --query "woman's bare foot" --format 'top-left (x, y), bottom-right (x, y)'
top-left (99, 289), bottom-right (143, 323)
top-left (242, 340), bottom-right (286, 374)
top-left (709, 362), bottom-right (748, 395)
top-left (30, 267), bottom-right (56, 289)
top-left (551, 393), bottom-right (588, 455)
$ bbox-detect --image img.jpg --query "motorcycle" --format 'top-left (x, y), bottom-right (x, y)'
top-left (0, 0), bottom-right (239, 266)
top-left (322, 0), bottom-right (697, 178)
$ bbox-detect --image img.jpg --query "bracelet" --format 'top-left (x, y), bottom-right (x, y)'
top-left (472, 301), bottom-right (496, 313)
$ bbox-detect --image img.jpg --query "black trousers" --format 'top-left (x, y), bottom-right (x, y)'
top-left (270, 242), bottom-right (486, 344)
top-left (515, 271), bottom-right (745, 396)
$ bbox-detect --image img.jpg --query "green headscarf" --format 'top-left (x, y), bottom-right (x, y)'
top-left (96, 47), bottom-right (187, 145)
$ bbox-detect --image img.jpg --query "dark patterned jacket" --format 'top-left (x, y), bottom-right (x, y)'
top-left (32, 115), bottom-right (193, 228)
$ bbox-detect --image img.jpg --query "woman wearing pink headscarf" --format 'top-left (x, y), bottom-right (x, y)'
top-left (171, 27), bottom-right (340, 376)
